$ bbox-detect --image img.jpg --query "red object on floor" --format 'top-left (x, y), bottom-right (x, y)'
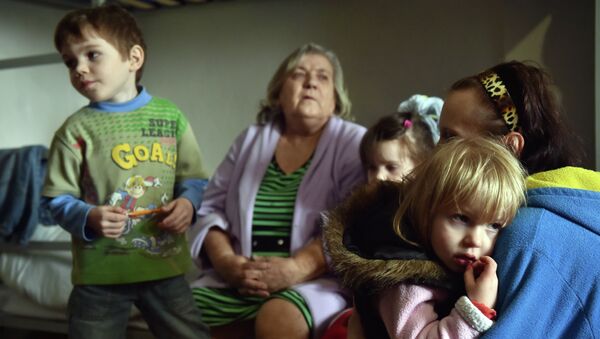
top-left (321, 308), bottom-right (353, 339)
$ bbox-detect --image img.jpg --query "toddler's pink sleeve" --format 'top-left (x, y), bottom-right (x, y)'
top-left (377, 284), bottom-right (491, 338)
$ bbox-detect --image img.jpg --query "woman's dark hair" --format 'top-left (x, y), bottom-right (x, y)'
top-left (359, 112), bottom-right (435, 169)
top-left (450, 60), bottom-right (583, 174)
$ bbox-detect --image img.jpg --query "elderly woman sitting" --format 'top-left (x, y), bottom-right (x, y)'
top-left (189, 43), bottom-right (366, 338)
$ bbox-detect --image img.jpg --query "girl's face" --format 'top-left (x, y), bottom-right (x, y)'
top-left (367, 139), bottom-right (416, 183)
top-left (438, 88), bottom-right (490, 142)
top-left (430, 202), bottom-right (506, 273)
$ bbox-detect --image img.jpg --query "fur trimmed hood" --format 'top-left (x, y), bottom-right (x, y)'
top-left (323, 181), bottom-right (459, 293)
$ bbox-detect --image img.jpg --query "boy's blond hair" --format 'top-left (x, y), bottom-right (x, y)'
top-left (54, 4), bottom-right (146, 83)
top-left (394, 137), bottom-right (527, 250)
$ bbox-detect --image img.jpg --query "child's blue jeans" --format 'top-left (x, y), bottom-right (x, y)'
top-left (68, 275), bottom-right (210, 339)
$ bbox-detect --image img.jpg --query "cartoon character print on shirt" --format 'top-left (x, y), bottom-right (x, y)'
top-left (108, 175), bottom-right (180, 257)
top-left (131, 232), bottom-right (181, 257)
top-left (109, 175), bottom-right (163, 243)
top-left (130, 208), bottom-right (182, 257)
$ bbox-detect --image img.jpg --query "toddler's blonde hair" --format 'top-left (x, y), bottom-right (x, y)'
top-left (394, 137), bottom-right (527, 250)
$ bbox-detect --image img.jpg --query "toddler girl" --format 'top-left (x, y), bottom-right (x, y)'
top-left (360, 94), bottom-right (443, 182)
top-left (322, 94), bottom-right (442, 339)
top-left (324, 137), bottom-right (526, 338)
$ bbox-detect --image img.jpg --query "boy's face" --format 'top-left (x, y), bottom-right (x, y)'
top-left (60, 28), bottom-right (142, 103)
top-left (367, 139), bottom-right (416, 183)
top-left (430, 202), bottom-right (506, 273)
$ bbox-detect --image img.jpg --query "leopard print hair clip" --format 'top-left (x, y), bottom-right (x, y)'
top-left (478, 71), bottom-right (519, 132)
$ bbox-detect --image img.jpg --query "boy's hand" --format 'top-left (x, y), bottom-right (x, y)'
top-left (464, 255), bottom-right (498, 308)
top-left (157, 197), bottom-right (194, 233)
top-left (87, 206), bottom-right (128, 238)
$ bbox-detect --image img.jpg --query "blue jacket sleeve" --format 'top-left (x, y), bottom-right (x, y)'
top-left (41, 195), bottom-right (95, 241)
top-left (175, 178), bottom-right (209, 223)
top-left (175, 178), bottom-right (209, 208)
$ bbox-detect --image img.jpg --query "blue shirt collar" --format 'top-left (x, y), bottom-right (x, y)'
top-left (89, 87), bottom-right (152, 112)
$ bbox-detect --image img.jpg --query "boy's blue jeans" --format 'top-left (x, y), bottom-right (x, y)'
top-left (68, 275), bottom-right (210, 339)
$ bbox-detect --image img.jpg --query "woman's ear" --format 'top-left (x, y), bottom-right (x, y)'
top-left (503, 131), bottom-right (525, 157)
top-left (129, 45), bottom-right (144, 71)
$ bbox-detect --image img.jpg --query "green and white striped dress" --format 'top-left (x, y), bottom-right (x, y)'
top-left (193, 157), bottom-right (313, 328)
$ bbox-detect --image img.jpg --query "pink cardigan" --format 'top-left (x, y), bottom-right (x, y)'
top-left (189, 116), bottom-right (366, 337)
top-left (378, 283), bottom-right (493, 338)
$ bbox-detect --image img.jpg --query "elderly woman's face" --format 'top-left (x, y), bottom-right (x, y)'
top-left (279, 53), bottom-right (336, 125)
top-left (438, 88), bottom-right (490, 142)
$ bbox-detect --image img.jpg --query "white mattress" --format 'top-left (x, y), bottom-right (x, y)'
top-left (0, 225), bottom-right (148, 332)
top-left (0, 283), bottom-right (71, 334)
top-left (0, 225), bottom-right (72, 309)
top-left (0, 284), bottom-right (149, 333)
top-left (0, 283), bottom-right (66, 320)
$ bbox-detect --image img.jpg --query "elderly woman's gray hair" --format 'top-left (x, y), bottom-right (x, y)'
top-left (257, 43), bottom-right (352, 124)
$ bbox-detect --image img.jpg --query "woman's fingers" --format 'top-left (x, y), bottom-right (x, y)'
top-left (241, 277), bottom-right (269, 291)
top-left (238, 287), bottom-right (270, 298)
top-left (242, 260), bottom-right (270, 271)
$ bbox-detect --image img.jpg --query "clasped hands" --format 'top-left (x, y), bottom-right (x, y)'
top-left (213, 254), bottom-right (302, 298)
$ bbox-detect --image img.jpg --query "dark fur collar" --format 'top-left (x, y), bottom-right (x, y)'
top-left (323, 181), bottom-right (458, 293)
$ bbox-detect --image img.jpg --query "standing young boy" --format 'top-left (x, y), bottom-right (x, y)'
top-left (43, 5), bottom-right (210, 339)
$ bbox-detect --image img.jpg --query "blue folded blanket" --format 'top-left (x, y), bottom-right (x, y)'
top-left (0, 145), bottom-right (50, 245)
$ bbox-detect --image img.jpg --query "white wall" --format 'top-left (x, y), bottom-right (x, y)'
top-left (137, 0), bottom-right (504, 172)
top-left (1, 0), bottom-right (595, 172)
top-left (0, 1), bottom-right (86, 149)
top-left (137, 0), bottom-right (596, 172)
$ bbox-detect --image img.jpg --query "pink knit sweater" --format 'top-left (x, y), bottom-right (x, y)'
top-left (377, 283), bottom-right (492, 338)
